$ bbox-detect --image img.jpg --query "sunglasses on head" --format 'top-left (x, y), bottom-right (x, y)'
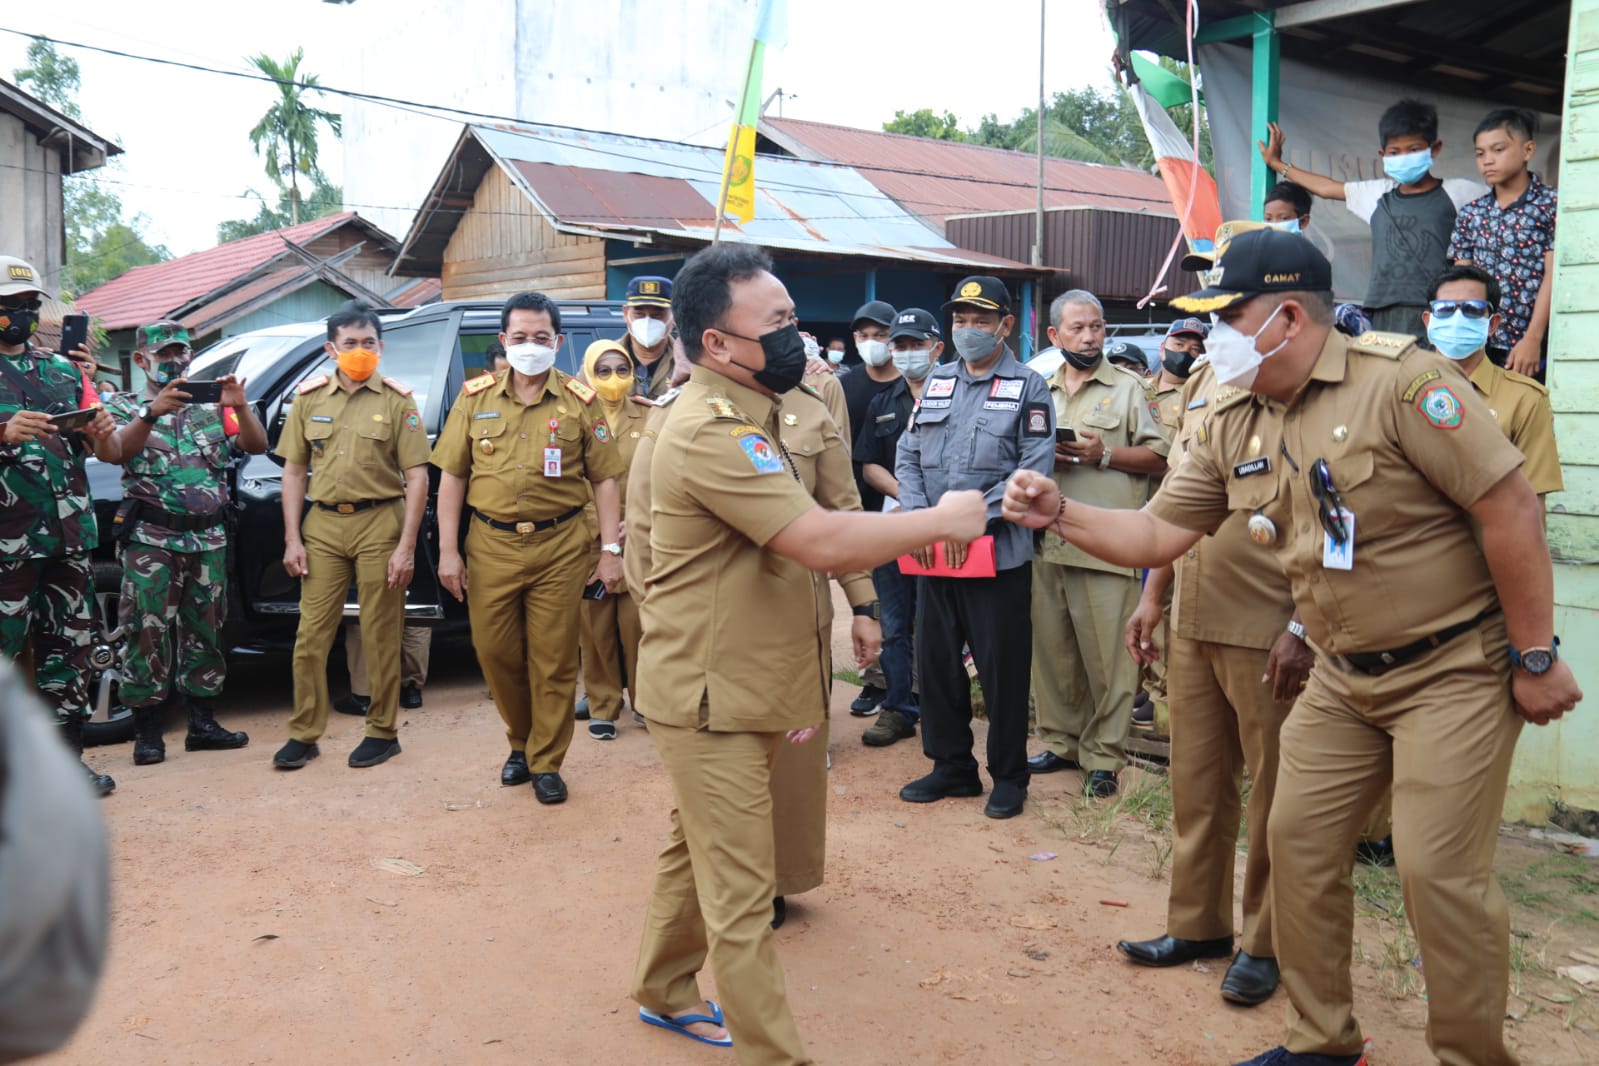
top-left (1428, 299), bottom-right (1493, 319)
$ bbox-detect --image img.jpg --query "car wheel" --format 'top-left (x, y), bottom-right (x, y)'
top-left (83, 561), bottom-right (135, 747)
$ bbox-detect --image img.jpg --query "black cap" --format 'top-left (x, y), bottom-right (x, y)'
top-left (888, 308), bottom-right (940, 342)
top-left (852, 300), bottom-right (897, 328)
top-left (1171, 229), bottom-right (1332, 314)
top-left (941, 275), bottom-right (1012, 315)
top-left (1165, 317), bottom-right (1209, 339)
top-left (1105, 341), bottom-right (1147, 371)
top-left (625, 275), bottom-right (672, 307)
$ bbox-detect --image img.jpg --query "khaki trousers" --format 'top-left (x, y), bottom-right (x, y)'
top-left (633, 721), bottom-right (814, 1066)
top-left (771, 719), bottom-right (827, 898)
top-left (346, 620), bottom-right (431, 694)
top-left (577, 587), bottom-right (641, 722)
top-left (1031, 561), bottom-right (1141, 772)
top-left (290, 504), bottom-right (404, 742)
top-left (1165, 636), bottom-right (1289, 956)
top-left (1270, 617), bottom-right (1522, 1065)
top-left (465, 516), bottom-right (587, 773)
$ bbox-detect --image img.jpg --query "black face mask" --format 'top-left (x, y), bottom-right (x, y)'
top-left (727, 323), bottom-right (808, 394)
top-left (0, 308), bottom-right (39, 347)
top-left (1062, 347), bottom-right (1101, 371)
top-left (1161, 345), bottom-right (1198, 379)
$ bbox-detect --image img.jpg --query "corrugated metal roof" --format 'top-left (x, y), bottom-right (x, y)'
top-left (386, 277), bottom-right (443, 308)
top-left (760, 118), bottom-right (1175, 226)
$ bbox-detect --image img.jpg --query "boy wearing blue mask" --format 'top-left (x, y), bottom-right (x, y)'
top-left (1262, 182), bottom-right (1312, 233)
top-left (1259, 99), bottom-right (1486, 343)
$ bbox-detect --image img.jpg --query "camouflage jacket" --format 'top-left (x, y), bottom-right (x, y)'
top-left (0, 348), bottom-right (97, 559)
top-left (104, 392), bottom-right (238, 553)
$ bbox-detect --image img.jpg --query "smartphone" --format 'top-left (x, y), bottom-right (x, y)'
top-left (50, 406), bottom-right (101, 431)
top-left (59, 314), bottom-right (89, 357)
top-left (179, 380), bottom-right (226, 404)
top-left (1056, 426), bottom-right (1077, 444)
top-left (582, 579), bottom-right (607, 601)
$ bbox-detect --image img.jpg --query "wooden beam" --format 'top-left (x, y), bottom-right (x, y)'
top-left (1275, 0), bottom-right (1428, 30)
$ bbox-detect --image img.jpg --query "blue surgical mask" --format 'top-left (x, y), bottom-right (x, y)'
top-left (1267, 218), bottom-right (1301, 234)
top-left (892, 345), bottom-right (934, 380)
top-left (1426, 311), bottom-right (1491, 361)
top-left (1383, 148), bottom-right (1433, 185)
top-left (826, 348), bottom-right (845, 366)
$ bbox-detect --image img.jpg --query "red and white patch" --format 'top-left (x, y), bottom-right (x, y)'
top-left (925, 377), bottom-right (956, 399)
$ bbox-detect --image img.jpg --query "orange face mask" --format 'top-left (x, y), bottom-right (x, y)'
top-left (336, 347), bottom-right (380, 381)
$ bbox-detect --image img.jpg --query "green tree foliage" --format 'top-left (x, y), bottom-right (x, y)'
top-left (12, 38), bottom-right (168, 298)
top-left (246, 49), bottom-right (342, 226)
top-left (883, 109), bottom-right (968, 142)
top-left (216, 177), bottom-right (344, 243)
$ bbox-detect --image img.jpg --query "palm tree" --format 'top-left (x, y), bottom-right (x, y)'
top-left (1018, 120), bottom-right (1116, 166)
top-left (247, 48), bottom-right (342, 226)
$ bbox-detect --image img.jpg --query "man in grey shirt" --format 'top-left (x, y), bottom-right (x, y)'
top-left (895, 275), bottom-right (1055, 820)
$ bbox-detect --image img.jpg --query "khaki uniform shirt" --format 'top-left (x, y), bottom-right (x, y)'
top-left (1168, 363), bottom-right (1296, 650)
top-left (1044, 359), bottom-right (1171, 574)
top-left (634, 367), bottom-right (824, 733)
top-left (622, 394), bottom-right (676, 601)
top-left (431, 368), bottom-right (625, 521)
top-left (1149, 330), bottom-right (1525, 655)
top-left (1151, 378), bottom-right (1186, 443)
top-left (276, 373), bottom-right (430, 503)
top-left (1465, 358), bottom-right (1563, 495)
top-left (624, 335), bottom-right (676, 400)
top-left (779, 376), bottom-right (873, 608)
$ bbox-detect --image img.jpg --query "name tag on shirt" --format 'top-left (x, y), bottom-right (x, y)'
top-left (473, 411), bottom-right (501, 420)
top-left (925, 377), bottom-right (956, 399)
top-left (919, 397), bottom-right (952, 410)
top-left (1186, 397), bottom-right (1207, 410)
top-left (310, 415), bottom-right (334, 423)
top-left (983, 400), bottom-right (1019, 411)
top-left (543, 446), bottom-right (562, 478)
top-left (989, 378), bottom-right (1024, 400)
top-left (1323, 510), bottom-right (1355, 570)
top-left (875, 412), bottom-right (898, 423)
top-left (1233, 457), bottom-right (1271, 478)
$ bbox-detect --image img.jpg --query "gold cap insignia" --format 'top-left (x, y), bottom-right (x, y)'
top-left (959, 281), bottom-right (982, 298)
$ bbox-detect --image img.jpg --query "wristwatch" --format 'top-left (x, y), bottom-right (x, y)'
top-left (138, 404), bottom-right (158, 425)
top-left (852, 602), bottom-right (881, 620)
top-left (1099, 446), bottom-right (1113, 471)
top-left (1509, 637), bottom-right (1560, 675)
top-left (599, 542), bottom-right (623, 557)
top-left (1286, 620), bottom-right (1306, 641)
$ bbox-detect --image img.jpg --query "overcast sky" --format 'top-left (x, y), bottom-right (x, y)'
top-left (1, 0), bottom-right (1120, 257)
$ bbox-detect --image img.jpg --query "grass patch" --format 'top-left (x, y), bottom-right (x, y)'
top-left (1352, 865), bottom-right (1423, 1000)
top-left (1034, 771), bottom-right (1174, 879)
top-left (833, 667), bottom-right (862, 687)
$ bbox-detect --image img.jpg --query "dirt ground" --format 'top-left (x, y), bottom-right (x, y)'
top-left (44, 598), bottom-right (1599, 1066)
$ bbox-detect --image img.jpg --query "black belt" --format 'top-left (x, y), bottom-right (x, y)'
top-left (315, 498), bottom-right (399, 515)
top-left (1341, 610), bottom-right (1496, 676)
top-left (126, 501), bottom-right (228, 533)
top-left (475, 506), bottom-right (583, 535)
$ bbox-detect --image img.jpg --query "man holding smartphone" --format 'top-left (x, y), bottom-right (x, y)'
top-left (0, 255), bottom-right (118, 796)
top-left (96, 321), bottom-right (265, 766)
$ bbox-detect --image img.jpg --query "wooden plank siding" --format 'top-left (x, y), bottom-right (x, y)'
top-left (0, 112), bottom-right (65, 296)
top-left (440, 166), bottom-right (605, 300)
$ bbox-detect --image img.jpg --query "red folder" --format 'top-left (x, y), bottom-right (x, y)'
top-left (897, 535), bottom-right (997, 578)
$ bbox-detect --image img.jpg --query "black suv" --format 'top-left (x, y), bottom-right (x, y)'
top-left (83, 299), bottom-right (627, 742)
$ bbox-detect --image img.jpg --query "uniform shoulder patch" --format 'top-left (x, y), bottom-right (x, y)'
top-left (296, 374), bottom-right (329, 394)
top-left (564, 376), bottom-right (596, 404)
top-left (1212, 386), bottom-right (1252, 413)
top-left (735, 431), bottom-right (786, 474)
top-left (704, 395), bottom-right (746, 421)
top-left (1415, 382), bottom-right (1464, 429)
top-left (382, 375), bottom-right (414, 396)
top-left (462, 372), bottom-right (497, 396)
top-left (629, 394), bottom-right (657, 407)
top-left (1401, 368), bottom-right (1442, 403)
top-left (1349, 331), bottom-right (1416, 359)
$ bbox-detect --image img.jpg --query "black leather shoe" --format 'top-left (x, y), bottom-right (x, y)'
top-left (532, 772), bottom-right (568, 805)
top-left (849, 684), bottom-right (885, 716)
top-left (1117, 933), bottom-right (1234, 967)
top-left (501, 751), bottom-right (532, 787)
top-left (273, 739), bottom-right (320, 770)
top-left (1084, 769), bottom-right (1119, 798)
top-left (334, 693), bottom-right (371, 717)
top-left (185, 699), bottom-right (248, 750)
top-left (573, 696), bottom-right (591, 721)
top-left (771, 896), bottom-right (787, 929)
top-left (1355, 835), bottom-right (1395, 868)
top-left (1027, 750), bottom-right (1080, 774)
top-left (348, 736), bottom-right (401, 768)
top-left (1221, 951), bottom-right (1280, 1006)
top-left (82, 760), bottom-right (116, 797)
top-left (400, 683), bottom-right (423, 709)
top-left (899, 769), bottom-right (983, 803)
top-left (984, 779), bottom-right (1027, 819)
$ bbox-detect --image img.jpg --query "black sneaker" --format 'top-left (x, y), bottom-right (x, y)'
top-left (849, 684), bottom-right (886, 716)
top-left (274, 739), bottom-right (320, 769)
top-left (899, 768), bottom-right (983, 803)
top-left (400, 683), bottom-right (423, 709)
top-left (589, 720), bottom-right (617, 741)
top-left (348, 736), bottom-right (401, 768)
top-left (334, 694), bottom-right (370, 717)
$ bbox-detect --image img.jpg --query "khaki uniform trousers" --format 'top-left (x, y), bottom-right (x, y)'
top-left (633, 720), bottom-right (815, 1066)
top-left (346, 620), bottom-right (431, 694)
top-left (772, 719), bottom-right (827, 898)
top-left (1031, 561), bottom-right (1141, 772)
top-left (1269, 616), bottom-right (1522, 1065)
top-left (577, 587), bottom-right (641, 722)
top-left (1137, 582), bottom-right (1173, 733)
top-left (290, 503), bottom-right (405, 742)
top-left (1165, 636), bottom-right (1289, 956)
top-left (465, 516), bottom-right (587, 773)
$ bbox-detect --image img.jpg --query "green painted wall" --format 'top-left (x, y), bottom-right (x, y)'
top-left (1510, 0), bottom-right (1599, 819)
top-left (221, 282), bottom-right (351, 339)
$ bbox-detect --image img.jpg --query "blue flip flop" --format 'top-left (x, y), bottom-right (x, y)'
top-left (638, 999), bottom-right (733, 1047)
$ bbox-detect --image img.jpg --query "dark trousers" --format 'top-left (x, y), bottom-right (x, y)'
top-left (873, 561), bottom-right (918, 721)
top-left (915, 563), bottom-right (1033, 786)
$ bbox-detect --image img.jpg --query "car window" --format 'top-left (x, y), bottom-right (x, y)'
top-left (460, 332), bottom-right (500, 378)
top-left (373, 320), bottom-right (450, 415)
top-left (189, 332), bottom-right (309, 383)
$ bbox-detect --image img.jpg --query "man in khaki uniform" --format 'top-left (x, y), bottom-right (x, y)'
top-left (1114, 359), bottom-right (1308, 1008)
top-left (275, 303), bottom-right (431, 770)
top-left (1027, 290), bottom-right (1170, 799)
top-left (1002, 228), bottom-right (1581, 1066)
top-left (433, 292), bottom-right (625, 804)
top-left (628, 244), bottom-right (985, 1063)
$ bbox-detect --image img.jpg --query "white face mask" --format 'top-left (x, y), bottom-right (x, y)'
top-left (505, 341), bottom-right (558, 377)
top-left (891, 345), bottom-right (934, 380)
top-left (857, 338), bottom-right (891, 367)
top-left (628, 316), bottom-right (668, 348)
top-left (1204, 303), bottom-right (1288, 390)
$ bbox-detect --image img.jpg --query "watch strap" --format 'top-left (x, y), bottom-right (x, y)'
top-left (1286, 620), bottom-right (1306, 640)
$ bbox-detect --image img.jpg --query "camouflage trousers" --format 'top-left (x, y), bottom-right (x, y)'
top-left (117, 543), bottom-right (227, 708)
top-left (0, 554), bottom-right (93, 721)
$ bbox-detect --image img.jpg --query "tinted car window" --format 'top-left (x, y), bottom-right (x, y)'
top-left (189, 332), bottom-right (311, 383)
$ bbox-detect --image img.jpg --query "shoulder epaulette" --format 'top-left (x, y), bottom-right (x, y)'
top-left (297, 374), bottom-right (329, 394)
top-left (654, 387), bottom-right (681, 407)
top-left (1212, 385), bottom-right (1253, 413)
top-left (462, 372), bottom-right (497, 396)
top-left (629, 394), bottom-right (657, 407)
top-left (1349, 331), bottom-right (1416, 360)
top-left (798, 382), bottom-right (823, 401)
top-left (382, 375), bottom-right (413, 396)
top-left (1501, 368), bottom-right (1550, 396)
top-left (703, 394), bottom-right (747, 421)
top-left (564, 376), bottom-right (596, 404)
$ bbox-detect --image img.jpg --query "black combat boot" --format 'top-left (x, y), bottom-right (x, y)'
top-left (132, 702), bottom-right (167, 765)
top-left (59, 716), bottom-right (116, 797)
top-left (184, 696), bottom-right (249, 751)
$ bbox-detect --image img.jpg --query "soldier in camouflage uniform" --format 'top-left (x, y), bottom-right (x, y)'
top-left (95, 321), bottom-right (266, 765)
top-left (0, 255), bottom-right (118, 796)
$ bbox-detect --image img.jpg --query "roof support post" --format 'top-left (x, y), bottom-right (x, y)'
top-left (1250, 11), bottom-right (1280, 222)
top-left (1020, 279), bottom-right (1036, 360)
top-left (864, 269), bottom-right (877, 303)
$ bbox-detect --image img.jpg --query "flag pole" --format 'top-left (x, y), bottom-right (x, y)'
top-left (713, 36), bottom-right (762, 247)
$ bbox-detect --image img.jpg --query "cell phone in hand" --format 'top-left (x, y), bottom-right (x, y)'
top-left (49, 406), bottom-right (100, 431)
top-left (582, 579), bottom-right (607, 601)
top-left (59, 314), bottom-right (88, 357)
top-left (1056, 426), bottom-right (1077, 444)
top-left (179, 380), bottom-right (226, 404)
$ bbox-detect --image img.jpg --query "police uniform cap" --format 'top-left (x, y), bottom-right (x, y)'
top-left (888, 308), bottom-right (941, 342)
top-left (852, 300), bottom-right (897, 329)
top-left (941, 276), bottom-right (1011, 315)
top-left (625, 275), bottom-right (673, 308)
top-left (1172, 228), bottom-right (1333, 315)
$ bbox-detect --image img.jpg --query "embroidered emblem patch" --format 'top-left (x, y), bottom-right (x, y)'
top-left (594, 422), bottom-right (611, 443)
top-left (736, 433), bottom-right (785, 474)
top-left (1416, 383), bottom-right (1463, 429)
top-left (405, 411), bottom-right (421, 432)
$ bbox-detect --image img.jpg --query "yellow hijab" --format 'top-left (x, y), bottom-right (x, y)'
top-left (582, 338), bottom-right (634, 420)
